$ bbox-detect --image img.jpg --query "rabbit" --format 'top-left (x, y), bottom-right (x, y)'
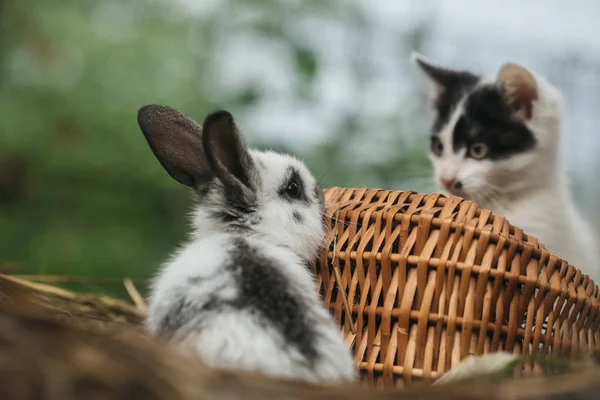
top-left (137, 105), bottom-right (357, 384)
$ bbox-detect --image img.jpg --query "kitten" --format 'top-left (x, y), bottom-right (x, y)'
top-left (412, 52), bottom-right (599, 282)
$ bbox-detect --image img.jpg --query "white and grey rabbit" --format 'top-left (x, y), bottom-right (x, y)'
top-left (137, 105), bottom-right (356, 383)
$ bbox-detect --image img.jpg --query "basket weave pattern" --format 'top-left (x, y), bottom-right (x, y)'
top-left (316, 187), bottom-right (600, 387)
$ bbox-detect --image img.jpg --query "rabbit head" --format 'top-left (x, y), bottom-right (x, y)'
top-left (137, 105), bottom-right (326, 264)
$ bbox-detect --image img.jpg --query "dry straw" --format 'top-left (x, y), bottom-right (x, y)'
top-left (1, 298), bottom-right (600, 400)
top-left (316, 187), bottom-right (600, 387)
top-left (0, 273), bottom-right (144, 328)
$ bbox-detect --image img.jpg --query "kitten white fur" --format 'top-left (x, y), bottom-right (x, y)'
top-left (417, 56), bottom-right (599, 281)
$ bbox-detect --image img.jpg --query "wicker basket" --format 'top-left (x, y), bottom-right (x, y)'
top-left (316, 187), bottom-right (600, 387)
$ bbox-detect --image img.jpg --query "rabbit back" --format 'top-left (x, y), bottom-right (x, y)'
top-left (147, 234), bottom-right (356, 382)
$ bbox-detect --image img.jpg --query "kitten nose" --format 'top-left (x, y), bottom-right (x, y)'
top-left (441, 177), bottom-right (457, 190)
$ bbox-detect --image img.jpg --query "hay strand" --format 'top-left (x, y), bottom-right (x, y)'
top-left (0, 273), bottom-right (145, 325)
top-left (124, 278), bottom-right (147, 313)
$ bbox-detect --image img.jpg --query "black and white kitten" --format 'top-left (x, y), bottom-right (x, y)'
top-left (412, 53), bottom-right (598, 282)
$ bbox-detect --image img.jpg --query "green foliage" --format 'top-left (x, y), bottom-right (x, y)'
top-left (0, 0), bottom-right (432, 293)
top-left (0, 0), bottom-right (210, 283)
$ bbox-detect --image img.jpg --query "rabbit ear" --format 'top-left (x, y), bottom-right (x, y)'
top-left (201, 110), bottom-right (256, 194)
top-left (137, 105), bottom-right (212, 188)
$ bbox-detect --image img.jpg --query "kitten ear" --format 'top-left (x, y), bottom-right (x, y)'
top-left (412, 52), bottom-right (469, 99)
top-left (496, 63), bottom-right (538, 120)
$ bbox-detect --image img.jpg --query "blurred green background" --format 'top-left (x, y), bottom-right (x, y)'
top-left (0, 0), bottom-right (433, 296)
top-left (2, 0), bottom-right (599, 297)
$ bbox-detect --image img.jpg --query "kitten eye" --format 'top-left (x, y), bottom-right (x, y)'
top-left (430, 137), bottom-right (443, 157)
top-left (285, 181), bottom-right (301, 198)
top-left (469, 143), bottom-right (489, 160)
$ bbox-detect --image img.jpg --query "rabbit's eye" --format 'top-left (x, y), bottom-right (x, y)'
top-left (278, 167), bottom-right (307, 202)
top-left (285, 181), bottom-right (301, 198)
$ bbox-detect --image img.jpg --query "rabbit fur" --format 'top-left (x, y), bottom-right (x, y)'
top-left (137, 105), bottom-right (356, 383)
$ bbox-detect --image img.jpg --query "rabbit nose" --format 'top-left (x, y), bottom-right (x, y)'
top-left (441, 177), bottom-right (461, 191)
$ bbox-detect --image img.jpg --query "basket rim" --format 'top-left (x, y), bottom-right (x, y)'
top-left (323, 186), bottom-right (597, 287)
